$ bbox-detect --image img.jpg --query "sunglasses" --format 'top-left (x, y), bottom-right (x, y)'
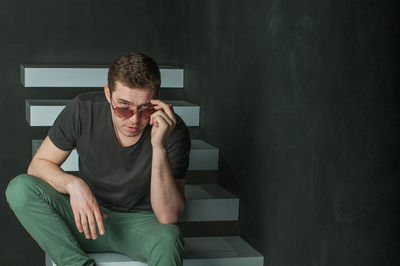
top-left (110, 95), bottom-right (155, 119)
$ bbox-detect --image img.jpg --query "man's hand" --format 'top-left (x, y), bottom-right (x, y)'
top-left (149, 99), bottom-right (177, 149)
top-left (66, 178), bottom-right (107, 240)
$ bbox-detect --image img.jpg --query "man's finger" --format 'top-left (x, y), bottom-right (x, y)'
top-left (80, 213), bottom-right (91, 239)
top-left (157, 104), bottom-right (176, 124)
top-left (73, 210), bottom-right (83, 233)
top-left (151, 100), bottom-right (176, 124)
top-left (153, 114), bottom-right (172, 131)
top-left (152, 110), bottom-right (174, 127)
top-left (87, 212), bottom-right (97, 239)
top-left (94, 208), bottom-right (105, 235)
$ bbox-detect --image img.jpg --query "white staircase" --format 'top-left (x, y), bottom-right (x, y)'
top-left (22, 65), bottom-right (264, 266)
top-left (31, 139), bottom-right (219, 171)
top-left (45, 237), bottom-right (263, 266)
top-left (21, 65), bottom-right (184, 88)
top-left (26, 99), bottom-right (200, 126)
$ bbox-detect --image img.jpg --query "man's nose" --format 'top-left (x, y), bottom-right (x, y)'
top-left (128, 111), bottom-right (140, 123)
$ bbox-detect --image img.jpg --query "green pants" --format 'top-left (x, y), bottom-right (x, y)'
top-left (5, 174), bottom-right (184, 266)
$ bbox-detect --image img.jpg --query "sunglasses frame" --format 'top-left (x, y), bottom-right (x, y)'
top-left (109, 93), bottom-right (155, 119)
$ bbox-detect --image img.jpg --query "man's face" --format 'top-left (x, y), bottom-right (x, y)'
top-left (104, 81), bottom-right (155, 142)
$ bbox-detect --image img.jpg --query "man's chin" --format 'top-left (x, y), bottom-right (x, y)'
top-left (123, 132), bottom-right (139, 138)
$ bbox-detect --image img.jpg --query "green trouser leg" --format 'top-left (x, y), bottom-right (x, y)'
top-left (5, 174), bottom-right (99, 266)
top-left (106, 209), bottom-right (184, 266)
top-left (5, 174), bottom-right (184, 266)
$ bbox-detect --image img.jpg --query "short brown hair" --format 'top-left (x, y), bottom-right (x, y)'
top-left (108, 53), bottom-right (161, 96)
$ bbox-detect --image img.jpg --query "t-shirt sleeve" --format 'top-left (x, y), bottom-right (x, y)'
top-left (48, 97), bottom-right (81, 151)
top-left (167, 116), bottom-right (191, 179)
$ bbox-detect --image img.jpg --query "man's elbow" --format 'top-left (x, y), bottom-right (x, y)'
top-left (27, 158), bottom-right (43, 176)
top-left (158, 215), bottom-right (179, 224)
top-left (157, 204), bottom-right (185, 224)
top-left (27, 161), bottom-right (36, 176)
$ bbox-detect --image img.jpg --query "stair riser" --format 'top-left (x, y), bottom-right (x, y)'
top-left (177, 221), bottom-right (240, 237)
top-left (26, 102), bottom-right (200, 127)
top-left (188, 150), bottom-right (219, 170)
top-left (32, 140), bottom-right (218, 171)
top-left (181, 199), bottom-right (239, 221)
top-left (21, 66), bottom-right (184, 88)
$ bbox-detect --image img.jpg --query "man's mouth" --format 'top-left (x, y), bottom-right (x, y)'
top-left (126, 126), bottom-right (139, 133)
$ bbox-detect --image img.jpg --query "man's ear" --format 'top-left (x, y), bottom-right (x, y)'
top-left (104, 85), bottom-right (111, 102)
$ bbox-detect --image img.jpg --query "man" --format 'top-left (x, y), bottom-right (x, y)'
top-left (6, 53), bottom-right (191, 266)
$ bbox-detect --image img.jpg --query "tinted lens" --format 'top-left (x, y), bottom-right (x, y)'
top-left (140, 108), bottom-right (155, 119)
top-left (114, 107), bottom-right (155, 119)
top-left (114, 107), bottom-right (134, 118)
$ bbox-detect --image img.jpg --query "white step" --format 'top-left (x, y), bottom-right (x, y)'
top-left (26, 99), bottom-right (200, 126)
top-left (182, 184), bottom-right (238, 221)
top-left (45, 236), bottom-right (264, 266)
top-left (33, 139), bottom-right (218, 172)
top-left (189, 140), bottom-right (219, 170)
top-left (21, 65), bottom-right (184, 88)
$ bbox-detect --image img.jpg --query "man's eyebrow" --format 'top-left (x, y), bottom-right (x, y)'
top-left (116, 97), bottom-right (132, 104)
top-left (116, 97), bottom-right (151, 107)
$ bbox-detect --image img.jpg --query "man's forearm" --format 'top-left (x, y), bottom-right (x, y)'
top-left (28, 157), bottom-right (81, 194)
top-left (150, 147), bottom-right (185, 224)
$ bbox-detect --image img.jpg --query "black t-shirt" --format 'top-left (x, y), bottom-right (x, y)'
top-left (48, 92), bottom-right (191, 212)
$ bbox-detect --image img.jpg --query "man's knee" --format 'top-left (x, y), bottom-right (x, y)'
top-left (147, 224), bottom-right (184, 265)
top-left (6, 174), bottom-right (41, 211)
top-left (153, 224), bottom-right (184, 250)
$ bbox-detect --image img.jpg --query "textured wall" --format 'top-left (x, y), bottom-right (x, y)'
top-left (1, 0), bottom-right (399, 265)
top-left (0, 1), bottom-right (175, 264)
top-left (172, 0), bottom-right (400, 265)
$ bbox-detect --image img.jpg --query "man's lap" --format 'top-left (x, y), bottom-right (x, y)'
top-left (6, 174), bottom-right (183, 262)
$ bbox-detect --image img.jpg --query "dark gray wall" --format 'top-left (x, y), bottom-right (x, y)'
top-left (172, 0), bottom-right (400, 266)
top-left (1, 0), bottom-right (399, 265)
top-left (0, 1), bottom-right (176, 265)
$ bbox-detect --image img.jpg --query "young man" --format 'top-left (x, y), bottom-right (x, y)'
top-left (6, 53), bottom-right (191, 266)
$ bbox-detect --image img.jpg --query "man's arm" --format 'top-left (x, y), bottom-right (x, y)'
top-left (28, 136), bottom-right (77, 193)
top-left (28, 136), bottom-right (106, 239)
top-left (151, 147), bottom-right (186, 224)
top-left (149, 100), bottom-right (186, 224)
